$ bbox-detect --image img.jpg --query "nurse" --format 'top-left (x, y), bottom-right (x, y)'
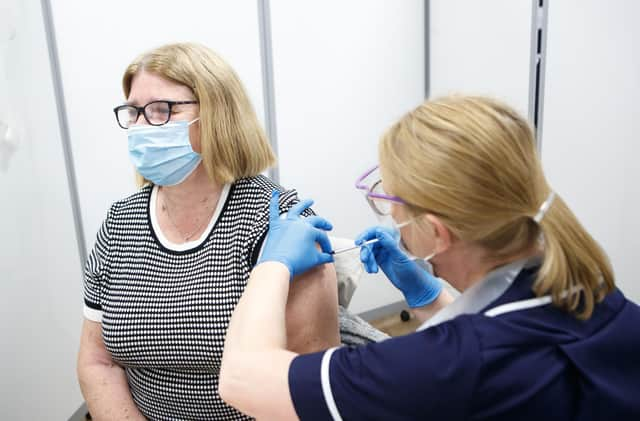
top-left (219, 95), bottom-right (640, 420)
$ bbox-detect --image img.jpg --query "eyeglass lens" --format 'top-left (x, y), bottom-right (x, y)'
top-left (369, 180), bottom-right (393, 215)
top-left (116, 101), bottom-right (172, 128)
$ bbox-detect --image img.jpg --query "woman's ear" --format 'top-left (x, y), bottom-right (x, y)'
top-left (424, 214), bottom-right (452, 254)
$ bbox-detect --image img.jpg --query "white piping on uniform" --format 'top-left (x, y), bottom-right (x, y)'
top-left (321, 347), bottom-right (343, 421)
top-left (484, 286), bottom-right (583, 317)
top-left (484, 295), bottom-right (552, 317)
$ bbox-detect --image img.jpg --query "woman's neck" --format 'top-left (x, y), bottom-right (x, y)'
top-left (159, 164), bottom-right (222, 209)
top-left (155, 164), bottom-right (225, 243)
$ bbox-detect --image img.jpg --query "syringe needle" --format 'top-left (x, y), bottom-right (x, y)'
top-left (330, 238), bottom-right (379, 255)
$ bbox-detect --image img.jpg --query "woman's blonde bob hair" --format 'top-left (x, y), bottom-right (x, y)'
top-left (380, 95), bottom-right (614, 319)
top-left (122, 42), bottom-right (275, 186)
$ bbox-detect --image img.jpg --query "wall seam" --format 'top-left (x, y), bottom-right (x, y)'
top-left (40, 0), bottom-right (87, 270)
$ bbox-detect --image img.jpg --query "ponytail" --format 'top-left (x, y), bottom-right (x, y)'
top-left (534, 194), bottom-right (614, 319)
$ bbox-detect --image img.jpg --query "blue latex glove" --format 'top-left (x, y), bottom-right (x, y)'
top-left (258, 191), bottom-right (334, 280)
top-left (355, 226), bottom-right (442, 308)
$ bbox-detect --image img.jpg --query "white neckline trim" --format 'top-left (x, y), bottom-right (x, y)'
top-left (320, 347), bottom-right (343, 421)
top-left (150, 184), bottom-right (230, 251)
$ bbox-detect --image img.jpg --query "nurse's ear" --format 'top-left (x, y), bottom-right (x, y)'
top-left (423, 214), bottom-right (453, 255)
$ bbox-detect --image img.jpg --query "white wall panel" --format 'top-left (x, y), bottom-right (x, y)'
top-left (542, 0), bottom-right (640, 303)
top-left (271, 0), bottom-right (425, 313)
top-left (430, 0), bottom-right (532, 116)
top-left (0, 1), bottom-right (84, 418)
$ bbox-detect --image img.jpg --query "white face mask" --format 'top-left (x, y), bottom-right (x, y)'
top-left (378, 215), bottom-right (438, 274)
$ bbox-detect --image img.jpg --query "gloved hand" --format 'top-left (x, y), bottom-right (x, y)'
top-left (355, 226), bottom-right (442, 308)
top-left (258, 190), bottom-right (334, 280)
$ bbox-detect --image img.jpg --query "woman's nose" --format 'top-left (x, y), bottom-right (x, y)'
top-left (135, 112), bottom-right (147, 125)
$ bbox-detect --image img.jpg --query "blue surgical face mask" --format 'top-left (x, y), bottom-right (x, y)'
top-left (127, 118), bottom-right (201, 186)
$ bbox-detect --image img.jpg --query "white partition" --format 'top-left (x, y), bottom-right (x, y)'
top-left (0, 2), bottom-right (84, 419)
top-left (542, 0), bottom-right (640, 303)
top-left (270, 0), bottom-right (425, 313)
top-left (50, 0), bottom-right (265, 253)
top-left (430, 0), bottom-right (532, 116)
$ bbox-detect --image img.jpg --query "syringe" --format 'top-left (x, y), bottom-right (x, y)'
top-left (330, 238), bottom-right (379, 255)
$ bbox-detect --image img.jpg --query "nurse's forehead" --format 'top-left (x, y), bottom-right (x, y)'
top-left (127, 71), bottom-right (193, 104)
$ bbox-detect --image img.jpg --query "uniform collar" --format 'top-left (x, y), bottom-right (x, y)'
top-left (417, 256), bottom-right (541, 331)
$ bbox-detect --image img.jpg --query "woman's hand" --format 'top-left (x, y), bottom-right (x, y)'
top-left (356, 226), bottom-right (442, 308)
top-left (258, 190), bottom-right (334, 280)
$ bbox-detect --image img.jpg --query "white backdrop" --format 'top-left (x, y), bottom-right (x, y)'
top-left (429, 0), bottom-right (532, 118)
top-left (271, 0), bottom-right (425, 313)
top-left (542, 0), bottom-right (640, 303)
top-left (0, 1), bottom-right (84, 419)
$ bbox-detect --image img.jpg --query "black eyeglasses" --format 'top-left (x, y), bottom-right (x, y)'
top-left (113, 100), bottom-right (199, 129)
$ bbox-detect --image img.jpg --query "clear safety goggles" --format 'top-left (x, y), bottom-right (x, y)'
top-left (355, 165), bottom-right (406, 216)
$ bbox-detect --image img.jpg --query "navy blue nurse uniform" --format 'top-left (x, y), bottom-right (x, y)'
top-left (288, 259), bottom-right (640, 420)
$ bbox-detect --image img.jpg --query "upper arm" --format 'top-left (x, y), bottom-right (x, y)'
top-left (286, 260), bottom-right (340, 353)
top-left (80, 210), bottom-right (111, 345)
top-left (78, 319), bottom-right (112, 369)
top-left (84, 212), bottom-right (112, 322)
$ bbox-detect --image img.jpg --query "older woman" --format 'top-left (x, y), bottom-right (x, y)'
top-left (77, 43), bottom-right (340, 420)
top-left (219, 96), bottom-right (640, 420)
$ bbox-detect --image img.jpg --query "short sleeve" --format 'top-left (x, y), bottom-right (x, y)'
top-left (288, 317), bottom-right (482, 420)
top-left (248, 188), bottom-right (315, 267)
top-left (83, 209), bottom-right (112, 322)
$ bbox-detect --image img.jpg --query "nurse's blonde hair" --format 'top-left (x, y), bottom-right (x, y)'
top-left (380, 95), bottom-right (614, 319)
top-left (122, 42), bottom-right (275, 186)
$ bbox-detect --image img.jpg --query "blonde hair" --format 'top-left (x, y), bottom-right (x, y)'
top-left (122, 43), bottom-right (275, 186)
top-left (380, 95), bottom-right (614, 319)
